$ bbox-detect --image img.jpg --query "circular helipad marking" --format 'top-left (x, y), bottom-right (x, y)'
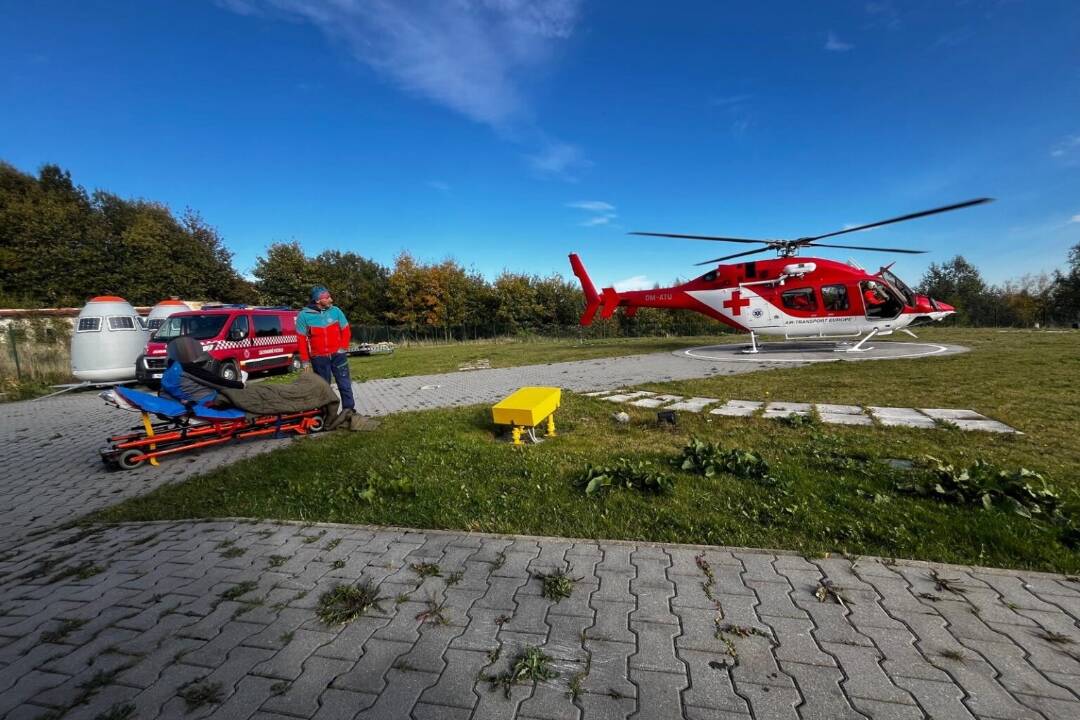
top-left (680, 341), bottom-right (966, 364)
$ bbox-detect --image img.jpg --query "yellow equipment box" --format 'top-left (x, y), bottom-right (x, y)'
top-left (492, 387), bottom-right (561, 427)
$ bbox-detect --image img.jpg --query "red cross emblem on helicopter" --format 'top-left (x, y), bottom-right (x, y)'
top-left (723, 290), bottom-right (751, 316)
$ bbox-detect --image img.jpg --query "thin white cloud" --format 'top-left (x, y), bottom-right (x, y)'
top-left (527, 141), bottom-right (591, 179)
top-left (426, 180), bottom-right (451, 193)
top-left (1051, 134), bottom-right (1080, 162)
top-left (613, 275), bottom-right (653, 292)
top-left (825, 32), bottom-right (854, 52)
top-left (220, 0), bottom-right (588, 178)
top-left (567, 199), bottom-right (616, 227)
top-left (567, 201), bottom-right (615, 212)
top-left (1069, 214), bottom-right (1080, 224)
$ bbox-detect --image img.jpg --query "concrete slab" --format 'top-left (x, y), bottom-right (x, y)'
top-left (868, 407), bottom-right (937, 429)
top-left (709, 400), bottom-right (763, 417)
top-left (816, 404), bottom-right (864, 415)
top-left (920, 408), bottom-right (989, 421)
top-left (604, 391), bottom-right (655, 402)
top-left (819, 413), bottom-right (873, 426)
top-left (582, 390), bottom-right (615, 397)
top-left (763, 401), bottom-right (813, 419)
top-left (951, 419), bottom-right (1020, 434)
top-left (630, 394), bottom-right (684, 408)
top-left (664, 397), bottom-right (718, 413)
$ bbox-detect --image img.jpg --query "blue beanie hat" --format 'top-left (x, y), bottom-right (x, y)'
top-left (310, 285), bottom-right (330, 303)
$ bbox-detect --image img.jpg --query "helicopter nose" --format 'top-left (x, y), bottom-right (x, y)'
top-left (934, 300), bottom-right (955, 313)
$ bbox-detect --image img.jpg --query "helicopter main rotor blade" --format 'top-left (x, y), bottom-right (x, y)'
top-left (808, 242), bottom-right (927, 254)
top-left (803, 198), bottom-right (993, 243)
top-left (630, 231), bottom-right (768, 245)
top-left (694, 247), bottom-right (772, 266)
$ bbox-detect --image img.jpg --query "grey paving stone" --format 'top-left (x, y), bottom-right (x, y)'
top-left (629, 394), bottom-right (683, 408)
top-left (628, 621), bottom-right (684, 675)
top-left (893, 676), bottom-right (976, 719)
top-left (820, 412), bottom-right (874, 426)
top-left (261, 655), bottom-right (354, 717)
top-left (578, 692), bottom-right (636, 719)
top-left (582, 639), bottom-right (636, 699)
top-left (680, 649), bottom-right (751, 714)
top-left (587, 601), bottom-right (634, 645)
top-left (820, 641), bottom-right (916, 706)
top-left (732, 680), bottom-right (800, 720)
top-left (353, 668), bottom-right (440, 720)
top-left (629, 668), bottom-right (687, 719)
top-left (413, 701), bottom-right (472, 720)
top-left (416, 648), bottom-right (487, 710)
top-left (332, 638), bottom-right (412, 695)
top-left (518, 682), bottom-right (581, 720)
top-left (250, 628), bottom-right (336, 681)
top-left (765, 615), bottom-right (835, 667)
top-left (816, 403), bottom-right (864, 415)
top-left (779, 660), bottom-right (866, 720)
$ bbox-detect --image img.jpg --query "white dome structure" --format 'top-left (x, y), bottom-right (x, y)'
top-left (71, 296), bottom-right (149, 382)
top-left (146, 298), bottom-right (192, 333)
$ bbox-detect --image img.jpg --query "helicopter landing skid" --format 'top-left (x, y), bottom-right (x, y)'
top-left (835, 328), bottom-right (880, 353)
top-left (741, 332), bottom-right (760, 354)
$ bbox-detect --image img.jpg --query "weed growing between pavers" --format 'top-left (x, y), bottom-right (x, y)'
top-left (94, 703), bottom-right (136, 720)
top-left (410, 561), bottom-right (441, 579)
top-left (415, 594), bottom-right (450, 625)
top-left (695, 554), bottom-right (717, 601)
top-left (317, 581), bottom-right (384, 625)
top-left (177, 678), bottom-right (224, 711)
top-left (39, 618), bottom-right (85, 644)
top-left (90, 329), bottom-right (1080, 573)
top-left (535, 564), bottom-right (581, 602)
top-left (485, 646), bottom-right (559, 698)
top-left (814, 579), bottom-right (848, 607)
top-left (219, 581), bottom-right (258, 602)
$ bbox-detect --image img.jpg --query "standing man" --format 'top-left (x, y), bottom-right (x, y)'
top-left (296, 285), bottom-right (355, 412)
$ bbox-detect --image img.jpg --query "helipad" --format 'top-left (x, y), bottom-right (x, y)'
top-left (679, 339), bottom-right (969, 363)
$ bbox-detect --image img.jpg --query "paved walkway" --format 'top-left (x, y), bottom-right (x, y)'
top-left (0, 351), bottom-right (781, 552)
top-left (1, 521), bottom-right (1078, 720)
top-left (6, 341), bottom-right (1075, 720)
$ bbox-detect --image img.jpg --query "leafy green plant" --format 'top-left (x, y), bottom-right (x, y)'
top-left (577, 458), bottom-right (675, 496)
top-left (220, 581), bottom-right (258, 602)
top-left (678, 438), bottom-right (774, 483)
top-left (895, 457), bottom-right (1071, 529)
top-left (535, 564), bottom-right (581, 602)
top-left (410, 562), bottom-right (441, 579)
top-left (177, 679), bottom-right (224, 711)
top-left (485, 646), bottom-right (559, 698)
top-left (316, 581), bottom-right (384, 625)
top-left (777, 412), bottom-right (816, 428)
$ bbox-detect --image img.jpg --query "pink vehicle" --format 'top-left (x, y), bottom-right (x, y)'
top-left (137, 306), bottom-right (301, 384)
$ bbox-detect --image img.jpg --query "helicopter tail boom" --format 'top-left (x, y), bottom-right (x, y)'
top-left (569, 253), bottom-right (602, 326)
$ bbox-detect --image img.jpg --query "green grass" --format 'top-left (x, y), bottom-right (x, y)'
top-left (89, 328), bottom-right (1080, 573)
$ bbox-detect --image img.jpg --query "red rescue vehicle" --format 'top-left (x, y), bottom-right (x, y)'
top-left (137, 305), bottom-right (301, 384)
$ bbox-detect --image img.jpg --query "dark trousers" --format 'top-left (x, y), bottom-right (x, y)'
top-left (311, 353), bottom-right (355, 411)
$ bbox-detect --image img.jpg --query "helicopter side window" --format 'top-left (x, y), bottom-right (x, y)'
top-left (781, 287), bottom-right (817, 312)
top-left (699, 270), bottom-right (718, 283)
top-left (821, 284), bottom-right (849, 311)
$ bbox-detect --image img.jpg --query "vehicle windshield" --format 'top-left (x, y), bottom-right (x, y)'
top-left (880, 268), bottom-right (916, 306)
top-left (154, 314), bottom-right (229, 341)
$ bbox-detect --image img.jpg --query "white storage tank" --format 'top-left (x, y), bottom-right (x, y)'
top-left (146, 298), bottom-right (192, 333)
top-left (71, 296), bottom-right (149, 382)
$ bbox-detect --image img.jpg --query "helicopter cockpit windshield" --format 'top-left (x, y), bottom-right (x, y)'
top-left (879, 268), bottom-right (916, 307)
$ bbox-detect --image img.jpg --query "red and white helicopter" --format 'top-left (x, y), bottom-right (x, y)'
top-left (570, 198), bottom-right (990, 353)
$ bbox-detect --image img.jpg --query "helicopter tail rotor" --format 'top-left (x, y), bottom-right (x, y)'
top-left (569, 253), bottom-right (602, 326)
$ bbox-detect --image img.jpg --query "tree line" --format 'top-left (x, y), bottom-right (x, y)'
top-left (2, 161), bottom-right (1077, 330)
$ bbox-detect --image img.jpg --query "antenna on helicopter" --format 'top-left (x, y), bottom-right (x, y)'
top-left (631, 198), bottom-right (993, 266)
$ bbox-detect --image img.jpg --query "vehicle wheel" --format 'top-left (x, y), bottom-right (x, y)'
top-left (290, 354), bottom-right (303, 373)
top-left (219, 361), bottom-right (240, 382)
top-left (117, 449), bottom-right (146, 471)
top-left (309, 415), bottom-right (325, 433)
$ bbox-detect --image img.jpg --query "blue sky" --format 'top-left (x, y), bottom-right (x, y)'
top-left (2, 0), bottom-right (1078, 291)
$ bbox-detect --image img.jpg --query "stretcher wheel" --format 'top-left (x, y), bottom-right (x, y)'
top-left (117, 449), bottom-right (146, 471)
top-left (309, 415), bottom-right (325, 433)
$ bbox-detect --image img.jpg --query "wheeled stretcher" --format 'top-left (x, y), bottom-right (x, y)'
top-left (100, 386), bottom-right (325, 470)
